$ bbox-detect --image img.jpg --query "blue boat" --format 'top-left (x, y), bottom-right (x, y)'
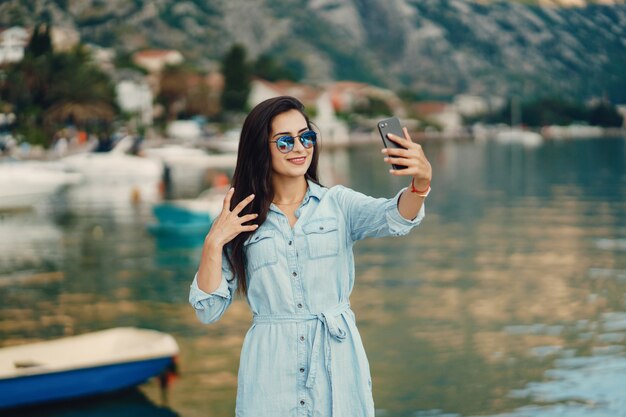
top-left (0, 327), bottom-right (179, 410)
top-left (148, 187), bottom-right (226, 236)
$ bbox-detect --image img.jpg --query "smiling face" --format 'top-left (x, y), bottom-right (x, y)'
top-left (269, 109), bottom-right (314, 181)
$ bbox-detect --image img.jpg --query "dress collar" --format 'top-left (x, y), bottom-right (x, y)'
top-left (304, 178), bottom-right (323, 204)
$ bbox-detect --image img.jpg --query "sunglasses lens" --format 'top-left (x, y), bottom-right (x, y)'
top-left (300, 131), bottom-right (317, 148)
top-left (277, 136), bottom-right (294, 153)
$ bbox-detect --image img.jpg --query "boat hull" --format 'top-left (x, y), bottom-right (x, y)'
top-left (0, 356), bottom-right (173, 410)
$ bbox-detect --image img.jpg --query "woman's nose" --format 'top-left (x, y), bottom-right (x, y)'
top-left (291, 137), bottom-right (306, 153)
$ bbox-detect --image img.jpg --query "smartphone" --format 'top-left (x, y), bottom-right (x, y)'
top-left (377, 117), bottom-right (408, 170)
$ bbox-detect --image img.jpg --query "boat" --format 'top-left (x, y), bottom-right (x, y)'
top-left (142, 145), bottom-right (236, 197)
top-left (202, 128), bottom-right (240, 153)
top-left (541, 124), bottom-right (605, 139)
top-left (0, 327), bottom-right (179, 410)
top-left (142, 145), bottom-right (237, 170)
top-left (0, 160), bottom-right (82, 211)
top-left (495, 128), bottom-right (543, 147)
top-left (60, 148), bottom-right (165, 204)
top-left (494, 96), bottom-right (543, 147)
top-left (147, 186), bottom-right (227, 237)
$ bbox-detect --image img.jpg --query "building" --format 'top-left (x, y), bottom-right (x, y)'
top-left (248, 79), bottom-right (349, 146)
top-left (326, 81), bottom-right (405, 117)
top-left (413, 101), bottom-right (463, 133)
top-left (50, 27), bottom-right (80, 52)
top-left (453, 95), bottom-right (489, 118)
top-left (0, 26), bottom-right (28, 65)
top-left (132, 49), bottom-right (183, 73)
top-left (113, 69), bottom-right (154, 126)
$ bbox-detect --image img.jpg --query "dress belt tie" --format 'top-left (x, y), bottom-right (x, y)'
top-left (252, 302), bottom-right (351, 414)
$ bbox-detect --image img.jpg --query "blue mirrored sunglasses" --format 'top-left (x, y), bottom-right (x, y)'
top-left (269, 130), bottom-right (317, 154)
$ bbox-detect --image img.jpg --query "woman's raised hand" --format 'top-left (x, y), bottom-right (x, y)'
top-left (381, 127), bottom-right (432, 189)
top-left (205, 188), bottom-right (259, 248)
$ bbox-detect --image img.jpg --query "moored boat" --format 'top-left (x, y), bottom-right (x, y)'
top-left (147, 186), bottom-right (227, 236)
top-left (495, 128), bottom-right (543, 147)
top-left (0, 327), bottom-right (179, 410)
top-left (0, 161), bottom-right (82, 211)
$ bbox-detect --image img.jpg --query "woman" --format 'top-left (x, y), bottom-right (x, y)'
top-left (189, 96), bottom-right (431, 416)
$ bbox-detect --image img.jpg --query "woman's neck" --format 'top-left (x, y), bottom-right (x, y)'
top-left (272, 176), bottom-right (308, 204)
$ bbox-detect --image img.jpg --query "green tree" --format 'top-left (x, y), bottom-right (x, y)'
top-left (158, 65), bottom-right (192, 120)
top-left (220, 44), bottom-right (251, 113)
top-left (253, 54), bottom-right (299, 82)
top-left (26, 23), bottom-right (53, 57)
top-left (1, 34), bottom-right (117, 147)
top-left (588, 102), bottom-right (623, 127)
top-left (44, 48), bottom-right (117, 129)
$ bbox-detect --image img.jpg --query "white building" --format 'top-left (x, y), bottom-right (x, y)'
top-left (248, 79), bottom-right (349, 146)
top-left (453, 95), bottom-right (489, 117)
top-left (114, 70), bottom-right (154, 126)
top-left (617, 105), bottom-right (626, 129)
top-left (132, 50), bottom-right (183, 73)
top-left (0, 26), bottom-right (28, 65)
top-left (413, 102), bottom-right (463, 133)
top-left (50, 26), bottom-right (80, 52)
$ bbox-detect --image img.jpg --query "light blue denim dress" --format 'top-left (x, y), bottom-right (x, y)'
top-left (189, 180), bottom-right (425, 417)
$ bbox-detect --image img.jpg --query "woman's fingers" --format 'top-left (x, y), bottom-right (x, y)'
top-left (222, 187), bottom-right (235, 211)
top-left (384, 156), bottom-right (415, 167)
top-left (232, 193), bottom-right (255, 215)
top-left (402, 127), bottom-right (413, 143)
top-left (241, 224), bottom-right (259, 232)
top-left (238, 213), bottom-right (259, 224)
top-left (386, 132), bottom-right (413, 148)
top-left (382, 147), bottom-right (411, 157)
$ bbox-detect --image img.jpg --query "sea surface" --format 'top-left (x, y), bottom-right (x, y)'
top-left (1, 136), bottom-right (625, 417)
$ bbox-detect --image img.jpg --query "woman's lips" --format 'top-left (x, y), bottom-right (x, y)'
top-left (287, 156), bottom-right (306, 165)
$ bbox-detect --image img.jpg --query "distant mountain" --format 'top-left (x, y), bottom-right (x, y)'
top-left (1, 0), bottom-right (625, 102)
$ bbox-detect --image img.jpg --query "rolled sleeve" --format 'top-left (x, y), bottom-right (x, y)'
top-left (189, 272), bottom-right (231, 308)
top-left (188, 250), bottom-right (237, 324)
top-left (385, 187), bottom-right (426, 236)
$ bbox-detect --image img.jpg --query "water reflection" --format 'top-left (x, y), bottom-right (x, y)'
top-left (0, 137), bottom-right (625, 416)
top-left (3, 389), bottom-right (179, 417)
top-left (0, 211), bottom-right (63, 275)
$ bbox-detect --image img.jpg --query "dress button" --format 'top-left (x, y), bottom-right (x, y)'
top-left (300, 336), bottom-right (305, 341)
top-left (319, 226), bottom-right (324, 231)
top-left (300, 367), bottom-right (305, 373)
top-left (292, 271), bottom-right (297, 277)
top-left (288, 240), bottom-right (292, 246)
top-left (300, 400), bottom-right (305, 406)
top-left (297, 303), bottom-right (303, 308)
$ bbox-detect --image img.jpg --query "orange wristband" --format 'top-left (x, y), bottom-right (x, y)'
top-left (411, 178), bottom-right (430, 194)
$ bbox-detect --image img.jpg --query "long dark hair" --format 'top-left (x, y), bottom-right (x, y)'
top-left (226, 96), bottom-right (321, 296)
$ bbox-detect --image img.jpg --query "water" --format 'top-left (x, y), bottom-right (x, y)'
top-left (1, 137), bottom-right (625, 417)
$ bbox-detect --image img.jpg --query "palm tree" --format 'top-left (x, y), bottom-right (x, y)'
top-left (43, 48), bottom-right (117, 133)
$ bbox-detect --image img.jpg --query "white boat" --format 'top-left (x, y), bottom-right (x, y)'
top-left (494, 97), bottom-right (543, 147)
top-left (142, 145), bottom-right (236, 197)
top-left (542, 124), bottom-right (605, 139)
top-left (0, 327), bottom-right (179, 410)
top-left (0, 161), bottom-right (82, 211)
top-left (495, 128), bottom-right (543, 147)
top-left (60, 151), bottom-right (165, 204)
top-left (142, 145), bottom-right (237, 170)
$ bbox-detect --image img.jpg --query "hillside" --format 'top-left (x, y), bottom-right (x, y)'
top-left (1, 0), bottom-right (625, 101)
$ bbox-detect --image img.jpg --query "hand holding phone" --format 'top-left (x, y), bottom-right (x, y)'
top-left (377, 117), bottom-right (408, 170)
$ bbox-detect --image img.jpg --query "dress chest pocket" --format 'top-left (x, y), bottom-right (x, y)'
top-left (302, 217), bottom-right (340, 259)
top-left (244, 229), bottom-right (278, 271)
